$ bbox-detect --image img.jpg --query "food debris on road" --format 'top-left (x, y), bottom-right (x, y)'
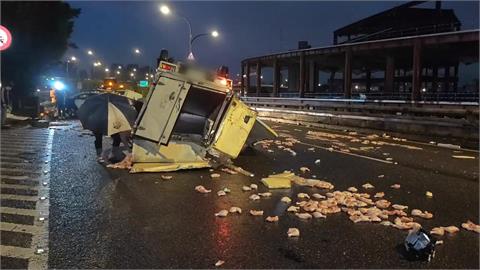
top-left (391, 184), bottom-right (401, 189)
top-left (215, 210), bottom-right (229, 217)
top-left (229, 207), bottom-right (242, 214)
top-left (210, 173), bottom-right (221, 178)
top-left (266, 216), bottom-right (279, 222)
top-left (425, 191), bottom-right (433, 198)
top-left (411, 209), bottom-right (434, 219)
top-left (249, 210), bottom-right (264, 216)
top-left (281, 196), bottom-right (292, 204)
top-left (347, 187), bottom-right (358, 193)
top-left (287, 228), bottom-right (300, 237)
top-left (161, 175), bottom-right (173, 180)
top-left (242, 185), bottom-right (252, 191)
top-left (249, 194), bottom-right (261, 200)
top-left (195, 185), bottom-right (211, 193)
top-left (362, 183), bottom-right (375, 189)
top-left (461, 220), bottom-right (480, 233)
top-left (214, 260), bottom-right (225, 267)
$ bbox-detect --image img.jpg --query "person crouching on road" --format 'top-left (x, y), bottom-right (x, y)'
top-left (94, 131), bottom-right (130, 163)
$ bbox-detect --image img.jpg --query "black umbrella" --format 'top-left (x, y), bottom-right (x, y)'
top-left (77, 93), bottom-right (138, 136)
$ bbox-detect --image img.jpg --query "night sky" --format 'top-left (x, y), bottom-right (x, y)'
top-left (66, 1), bottom-right (479, 75)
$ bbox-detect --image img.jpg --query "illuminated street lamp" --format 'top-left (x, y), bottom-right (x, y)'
top-left (160, 4), bottom-right (219, 60)
top-left (66, 56), bottom-right (77, 77)
top-left (105, 68), bottom-right (109, 72)
top-left (116, 71), bottom-right (121, 75)
top-left (87, 50), bottom-right (93, 55)
top-left (134, 48), bottom-right (141, 54)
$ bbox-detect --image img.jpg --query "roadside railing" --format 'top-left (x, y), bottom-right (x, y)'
top-left (242, 96), bottom-right (479, 122)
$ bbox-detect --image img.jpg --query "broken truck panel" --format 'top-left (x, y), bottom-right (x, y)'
top-left (211, 96), bottom-right (257, 159)
top-left (246, 118), bottom-right (278, 146)
top-left (130, 161), bottom-right (211, 173)
top-left (135, 77), bottom-right (191, 144)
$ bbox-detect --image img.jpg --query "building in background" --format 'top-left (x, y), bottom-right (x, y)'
top-left (241, 1), bottom-right (479, 102)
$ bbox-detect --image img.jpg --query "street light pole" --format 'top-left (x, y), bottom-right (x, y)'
top-left (160, 4), bottom-right (218, 61)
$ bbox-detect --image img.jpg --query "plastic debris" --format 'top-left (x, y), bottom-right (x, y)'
top-left (35, 248), bottom-right (45, 254)
top-left (195, 185), bottom-right (211, 193)
top-left (287, 228), bottom-right (300, 237)
top-left (425, 191), bottom-right (433, 198)
top-left (265, 216), bottom-right (279, 222)
top-left (249, 210), bottom-right (264, 216)
top-left (249, 194), bottom-right (261, 201)
top-left (462, 220), bottom-right (480, 233)
top-left (215, 260), bottom-right (225, 267)
top-left (215, 210), bottom-right (229, 217)
top-left (404, 227), bottom-right (436, 261)
top-left (281, 196), bottom-right (292, 204)
top-left (229, 207), bottom-right (242, 214)
top-left (362, 183), bottom-right (374, 189)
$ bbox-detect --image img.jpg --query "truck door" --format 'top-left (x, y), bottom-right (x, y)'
top-left (135, 77), bottom-right (191, 145)
top-left (211, 96), bottom-right (257, 158)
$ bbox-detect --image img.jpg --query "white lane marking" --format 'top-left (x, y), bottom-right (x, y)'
top-left (0, 245), bottom-right (35, 259)
top-left (0, 168), bottom-right (41, 174)
top-left (1, 175), bottom-right (32, 180)
top-left (0, 207), bottom-right (40, 217)
top-left (1, 222), bottom-right (43, 234)
top-left (296, 141), bottom-right (394, 164)
top-left (1, 194), bottom-right (39, 202)
top-left (28, 128), bottom-right (53, 270)
top-left (1, 184), bottom-right (40, 190)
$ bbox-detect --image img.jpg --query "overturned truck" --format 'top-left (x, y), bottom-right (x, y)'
top-left (130, 61), bottom-right (277, 173)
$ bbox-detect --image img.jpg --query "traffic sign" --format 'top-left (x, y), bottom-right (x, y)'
top-left (0, 25), bottom-right (12, 51)
top-left (138, 80), bottom-right (149, 87)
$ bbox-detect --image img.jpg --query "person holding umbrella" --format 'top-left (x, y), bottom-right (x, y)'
top-left (77, 93), bottom-right (138, 163)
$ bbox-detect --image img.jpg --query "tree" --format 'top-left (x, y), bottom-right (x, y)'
top-left (1, 1), bottom-right (80, 109)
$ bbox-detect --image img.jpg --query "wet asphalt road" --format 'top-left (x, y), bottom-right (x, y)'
top-left (45, 120), bottom-right (479, 269)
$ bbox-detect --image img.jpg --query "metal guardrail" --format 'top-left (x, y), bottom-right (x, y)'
top-left (242, 96), bottom-right (479, 121)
